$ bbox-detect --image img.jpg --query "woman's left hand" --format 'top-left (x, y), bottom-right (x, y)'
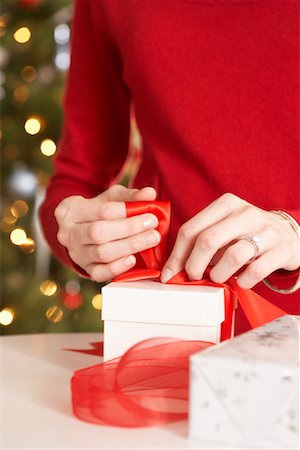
top-left (160, 193), bottom-right (300, 289)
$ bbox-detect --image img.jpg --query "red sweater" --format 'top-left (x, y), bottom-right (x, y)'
top-left (40, 0), bottom-right (300, 333)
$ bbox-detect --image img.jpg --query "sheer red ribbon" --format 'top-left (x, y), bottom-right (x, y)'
top-left (71, 201), bottom-right (286, 427)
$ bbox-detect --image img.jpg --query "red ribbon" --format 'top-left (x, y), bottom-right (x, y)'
top-left (71, 201), bottom-right (286, 427)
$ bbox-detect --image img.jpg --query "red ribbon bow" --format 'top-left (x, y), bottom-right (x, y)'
top-left (71, 201), bottom-right (285, 427)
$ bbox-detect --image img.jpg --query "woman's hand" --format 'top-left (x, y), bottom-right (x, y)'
top-left (54, 185), bottom-right (160, 282)
top-left (161, 193), bottom-right (300, 289)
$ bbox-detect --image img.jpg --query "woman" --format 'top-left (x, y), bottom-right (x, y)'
top-left (40, 0), bottom-right (300, 334)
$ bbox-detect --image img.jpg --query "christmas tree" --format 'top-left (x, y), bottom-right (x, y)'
top-left (1, 0), bottom-right (141, 334)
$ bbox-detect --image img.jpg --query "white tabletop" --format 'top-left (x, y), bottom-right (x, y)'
top-left (1, 333), bottom-right (233, 450)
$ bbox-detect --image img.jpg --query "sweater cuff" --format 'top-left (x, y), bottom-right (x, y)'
top-left (265, 208), bottom-right (300, 291)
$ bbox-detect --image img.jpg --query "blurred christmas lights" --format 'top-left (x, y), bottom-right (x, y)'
top-left (3, 206), bottom-right (17, 224)
top-left (0, 308), bottom-right (15, 326)
top-left (63, 292), bottom-right (83, 310)
top-left (40, 280), bottom-right (58, 296)
top-left (20, 237), bottom-right (35, 254)
top-left (92, 294), bottom-right (102, 310)
top-left (63, 280), bottom-right (82, 309)
top-left (10, 228), bottom-right (27, 245)
top-left (40, 139), bottom-right (56, 156)
top-left (55, 50), bottom-right (70, 71)
top-left (13, 26), bottom-right (31, 44)
top-left (0, 13), bottom-right (10, 37)
top-left (54, 24), bottom-right (70, 45)
top-left (21, 65), bottom-right (37, 82)
top-left (9, 166), bottom-right (37, 197)
top-left (45, 306), bottom-right (63, 323)
top-left (24, 116), bottom-right (42, 135)
top-left (2, 3), bottom-right (107, 334)
top-left (37, 64), bottom-right (56, 84)
top-left (65, 280), bottom-right (80, 294)
top-left (13, 84), bottom-right (29, 103)
top-left (11, 199), bottom-right (29, 218)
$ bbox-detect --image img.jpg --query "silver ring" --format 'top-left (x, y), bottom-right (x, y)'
top-left (240, 235), bottom-right (262, 262)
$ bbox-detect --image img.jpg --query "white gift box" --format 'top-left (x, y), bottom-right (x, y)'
top-left (189, 314), bottom-right (300, 449)
top-left (102, 280), bottom-right (235, 362)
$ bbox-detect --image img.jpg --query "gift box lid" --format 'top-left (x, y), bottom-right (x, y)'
top-left (102, 280), bottom-right (226, 326)
top-left (191, 314), bottom-right (299, 366)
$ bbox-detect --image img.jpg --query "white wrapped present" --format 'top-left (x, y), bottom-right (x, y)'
top-left (102, 280), bottom-right (236, 361)
top-left (189, 314), bottom-right (299, 449)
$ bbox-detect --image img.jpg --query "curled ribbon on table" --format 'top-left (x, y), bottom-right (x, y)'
top-left (71, 201), bottom-right (286, 427)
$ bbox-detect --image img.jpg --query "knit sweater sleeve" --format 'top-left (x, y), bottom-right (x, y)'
top-left (39, 0), bottom-right (131, 272)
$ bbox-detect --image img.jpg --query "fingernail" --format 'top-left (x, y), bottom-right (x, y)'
top-left (161, 268), bottom-right (173, 283)
top-left (124, 255), bottom-right (136, 267)
top-left (145, 230), bottom-right (160, 245)
top-left (143, 214), bottom-right (158, 229)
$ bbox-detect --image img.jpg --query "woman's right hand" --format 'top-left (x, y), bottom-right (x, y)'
top-left (54, 184), bottom-right (160, 282)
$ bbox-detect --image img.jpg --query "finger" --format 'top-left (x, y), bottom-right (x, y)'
top-left (129, 186), bottom-right (157, 201)
top-left (184, 207), bottom-right (268, 281)
top-left (71, 213), bottom-right (159, 245)
top-left (236, 247), bottom-right (286, 289)
top-left (209, 227), bottom-right (275, 284)
top-left (161, 193), bottom-right (246, 282)
top-left (101, 184), bottom-right (157, 202)
top-left (86, 254), bottom-right (137, 283)
top-left (161, 238), bottom-right (196, 283)
top-left (77, 230), bottom-right (161, 266)
top-left (58, 195), bottom-right (128, 224)
top-left (71, 186), bottom-right (157, 223)
top-left (73, 188), bottom-right (140, 223)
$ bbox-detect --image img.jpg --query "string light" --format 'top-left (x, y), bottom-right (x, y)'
top-left (55, 51), bottom-right (70, 71)
top-left (3, 206), bottom-right (17, 224)
top-left (13, 26), bottom-right (31, 43)
top-left (0, 13), bottom-right (10, 37)
top-left (65, 280), bottom-right (80, 294)
top-left (54, 24), bottom-right (70, 45)
top-left (20, 237), bottom-right (35, 254)
top-left (40, 280), bottom-right (58, 296)
top-left (11, 199), bottom-right (29, 218)
top-left (40, 139), bottom-right (56, 156)
top-left (0, 308), bottom-right (14, 326)
top-left (21, 65), bottom-right (37, 82)
top-left (63, 293), bottom-right (82, 310)
top-left (10, 228), bottom-right (27, 245)
top-left (92, 294), bottom-right (102, 310)
top-left (24, 116), bottom-right (42, 135)
top-left (9, 166), bottom-right (37, 197)
top-left (13, 84), bottom-right (29, 103)
top-left (45, 306), bottom-right (63, 323)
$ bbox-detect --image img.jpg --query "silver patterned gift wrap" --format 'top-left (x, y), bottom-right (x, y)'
top-left (189, 315), bottom-right (299, 449)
